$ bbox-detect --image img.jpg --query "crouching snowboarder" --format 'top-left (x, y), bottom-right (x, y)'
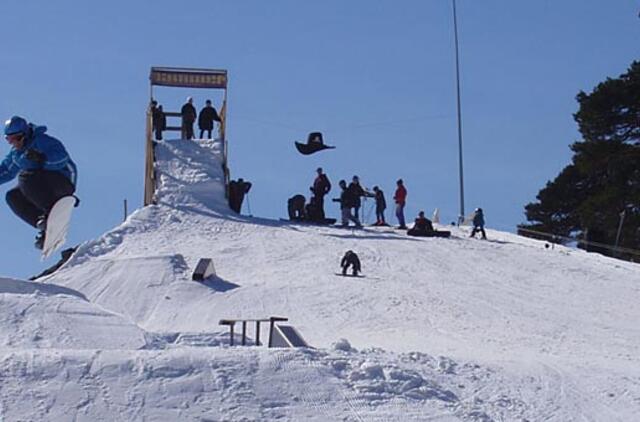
top-left (340, 250), bottom-right (361, 276)
top-left (287, 194), bottom-right (306, 220)
top-left (1, 116), bottom-right (78, 249)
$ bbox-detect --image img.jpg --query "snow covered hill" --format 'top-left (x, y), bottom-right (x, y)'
top-left (1, 138), bottom-right (639, 421)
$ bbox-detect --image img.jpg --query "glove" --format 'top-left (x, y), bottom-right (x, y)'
top-left (26, 149), bottom-right (46, 165)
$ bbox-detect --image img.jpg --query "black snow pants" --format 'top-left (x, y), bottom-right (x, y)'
top-left (6, 170), bottom-right (75, 228)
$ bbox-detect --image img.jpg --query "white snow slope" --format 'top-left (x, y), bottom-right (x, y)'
top-left (1, 138), bottom-right (639, 421)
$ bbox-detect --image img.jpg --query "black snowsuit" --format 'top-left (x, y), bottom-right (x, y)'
top-left (288, 194), bottom-right (306, 220)
top-left (181, 103), bottom-right (197, 139)
top-left (311, 173), bottom-right (331, 221)
top-left (7, 171), bottom-right (75, 229)
top-left (340, 250), bottom-right (361, 276)
top-left (347, 182), bottom-right (366, 220)
top-left (152, 106), bottom-right (166, 141)
top-left (228, 179), bottom-right (252, 214)
top-left (198, 105), bottom-right (221, 139)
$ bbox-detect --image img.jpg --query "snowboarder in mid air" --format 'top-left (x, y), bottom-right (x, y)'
top-left (340, 250), bottom-right (361, 276)
top-left (0, 116), bottom-right (78, 249)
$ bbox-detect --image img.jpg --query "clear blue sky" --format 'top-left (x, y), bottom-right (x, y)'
top-left (1, 0), bottom-right (638, 278)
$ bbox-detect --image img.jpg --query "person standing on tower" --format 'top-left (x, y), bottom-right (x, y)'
top-left (181, 97), bottom-right (197, 140)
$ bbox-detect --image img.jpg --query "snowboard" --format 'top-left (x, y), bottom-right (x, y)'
top-left (294, 141), bottom-right (335, 155)
top-left (280, 218), bottom-right (337, 226)
top-left (335, 273), bottom-right (366, 278)
top-left (42, 196), bottom-right (77, 260)
top-left (407, 230), bottom-right (451, 238)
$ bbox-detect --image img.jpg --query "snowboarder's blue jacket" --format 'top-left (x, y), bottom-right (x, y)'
top-left (0, 124), bottom-right (77, 187)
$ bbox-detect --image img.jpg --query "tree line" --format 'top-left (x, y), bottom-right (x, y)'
top-left (522, 61), bottom-right (639, 261)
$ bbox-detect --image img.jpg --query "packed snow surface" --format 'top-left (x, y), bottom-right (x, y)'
top-left (1, 139), bottom-right (639, 421)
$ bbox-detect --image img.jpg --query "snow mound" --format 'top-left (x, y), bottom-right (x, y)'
top-left (0, 277), bottom-right (146, 350)
top-left (46, 254), bottom-right (190, 329)
top-left (1, 131), bottom-right (637, 420)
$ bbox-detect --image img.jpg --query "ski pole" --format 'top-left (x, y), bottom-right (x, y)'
top-left (245, 192), bottom-right (253, 217)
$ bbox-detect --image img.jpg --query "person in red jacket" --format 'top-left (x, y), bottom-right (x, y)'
top-left (393, 179), bottom-right (407, 229)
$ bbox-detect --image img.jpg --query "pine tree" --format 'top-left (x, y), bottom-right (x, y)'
top-left (523, 61), bottom-right (640, 260)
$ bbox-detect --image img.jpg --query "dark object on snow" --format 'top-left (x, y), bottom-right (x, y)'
top-left (340, 250), bottom-right (361, 276)
top-left (407, 211), bottom-right (451, 237)
top-left (287, 193), bottom-right (336, 225)
top-left (470, 208), bottom-right (487, 239)
top-left (30, 247), bottom-right (77, 280)
top-left (295, 132), bottom-right (335, 155)
top-left (407, 230), bottom-right (451, 238)
top-left (287, 194), bottom-right (306, 220)
top-left (192, 258), bottom-right (216, 281)
top-left (229, 178), bottom-right (252, 213)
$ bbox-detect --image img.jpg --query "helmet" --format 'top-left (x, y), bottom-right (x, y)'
top-left (4, 116), bottom-right (28, 136)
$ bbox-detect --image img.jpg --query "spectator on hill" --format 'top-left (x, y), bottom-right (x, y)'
top-left (470, 208), bottom-right (487, 239)
top-left (372, 186), bottom-right (387, 226)
top-left (393, 179), bottom-right (407, 229)
top-left (347, 175), bottom-right (367, 221)
top-left (181, 97), bottom-right (197, 140)
top-left (333, 179), bottom-right (361, 228)
top-left (229, 178), bottom-right (252, 214)
top-left (407, 211), bottom-right (434, 236)
top-left (198, 99), bottom-right (221, 139)
top-left (310, 167), bottom-right (331, 221)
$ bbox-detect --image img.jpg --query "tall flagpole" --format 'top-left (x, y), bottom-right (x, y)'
top-left (452, 0), bottom-right (465, 224)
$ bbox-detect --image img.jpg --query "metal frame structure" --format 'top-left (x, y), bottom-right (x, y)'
top-left (144, 67), bottom-right (229, 206)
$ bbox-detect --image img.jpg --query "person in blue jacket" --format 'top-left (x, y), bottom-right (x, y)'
top-left (0, 116), bottom-right (77, 249)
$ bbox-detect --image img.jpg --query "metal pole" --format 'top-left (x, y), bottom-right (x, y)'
top-left (245, 192), bottom-right (252, 216)
top-left (452, 0), bottom-right (466, 224)
top-left (615, 210), bottom-right (626, 256)
top-left (123, 199), bottom-right (128, 222)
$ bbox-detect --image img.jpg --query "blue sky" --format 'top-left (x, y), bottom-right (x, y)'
top-left (1, 0), bottom-right (638, 278)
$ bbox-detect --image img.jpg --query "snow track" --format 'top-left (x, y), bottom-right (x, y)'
top-left (2, 138), bottom-right (639, 420)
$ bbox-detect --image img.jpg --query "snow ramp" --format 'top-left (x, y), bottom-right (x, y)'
top-left (153, 138), bottom-right (228, 213)
top-left (0, 277), bottom-right (146, 349)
